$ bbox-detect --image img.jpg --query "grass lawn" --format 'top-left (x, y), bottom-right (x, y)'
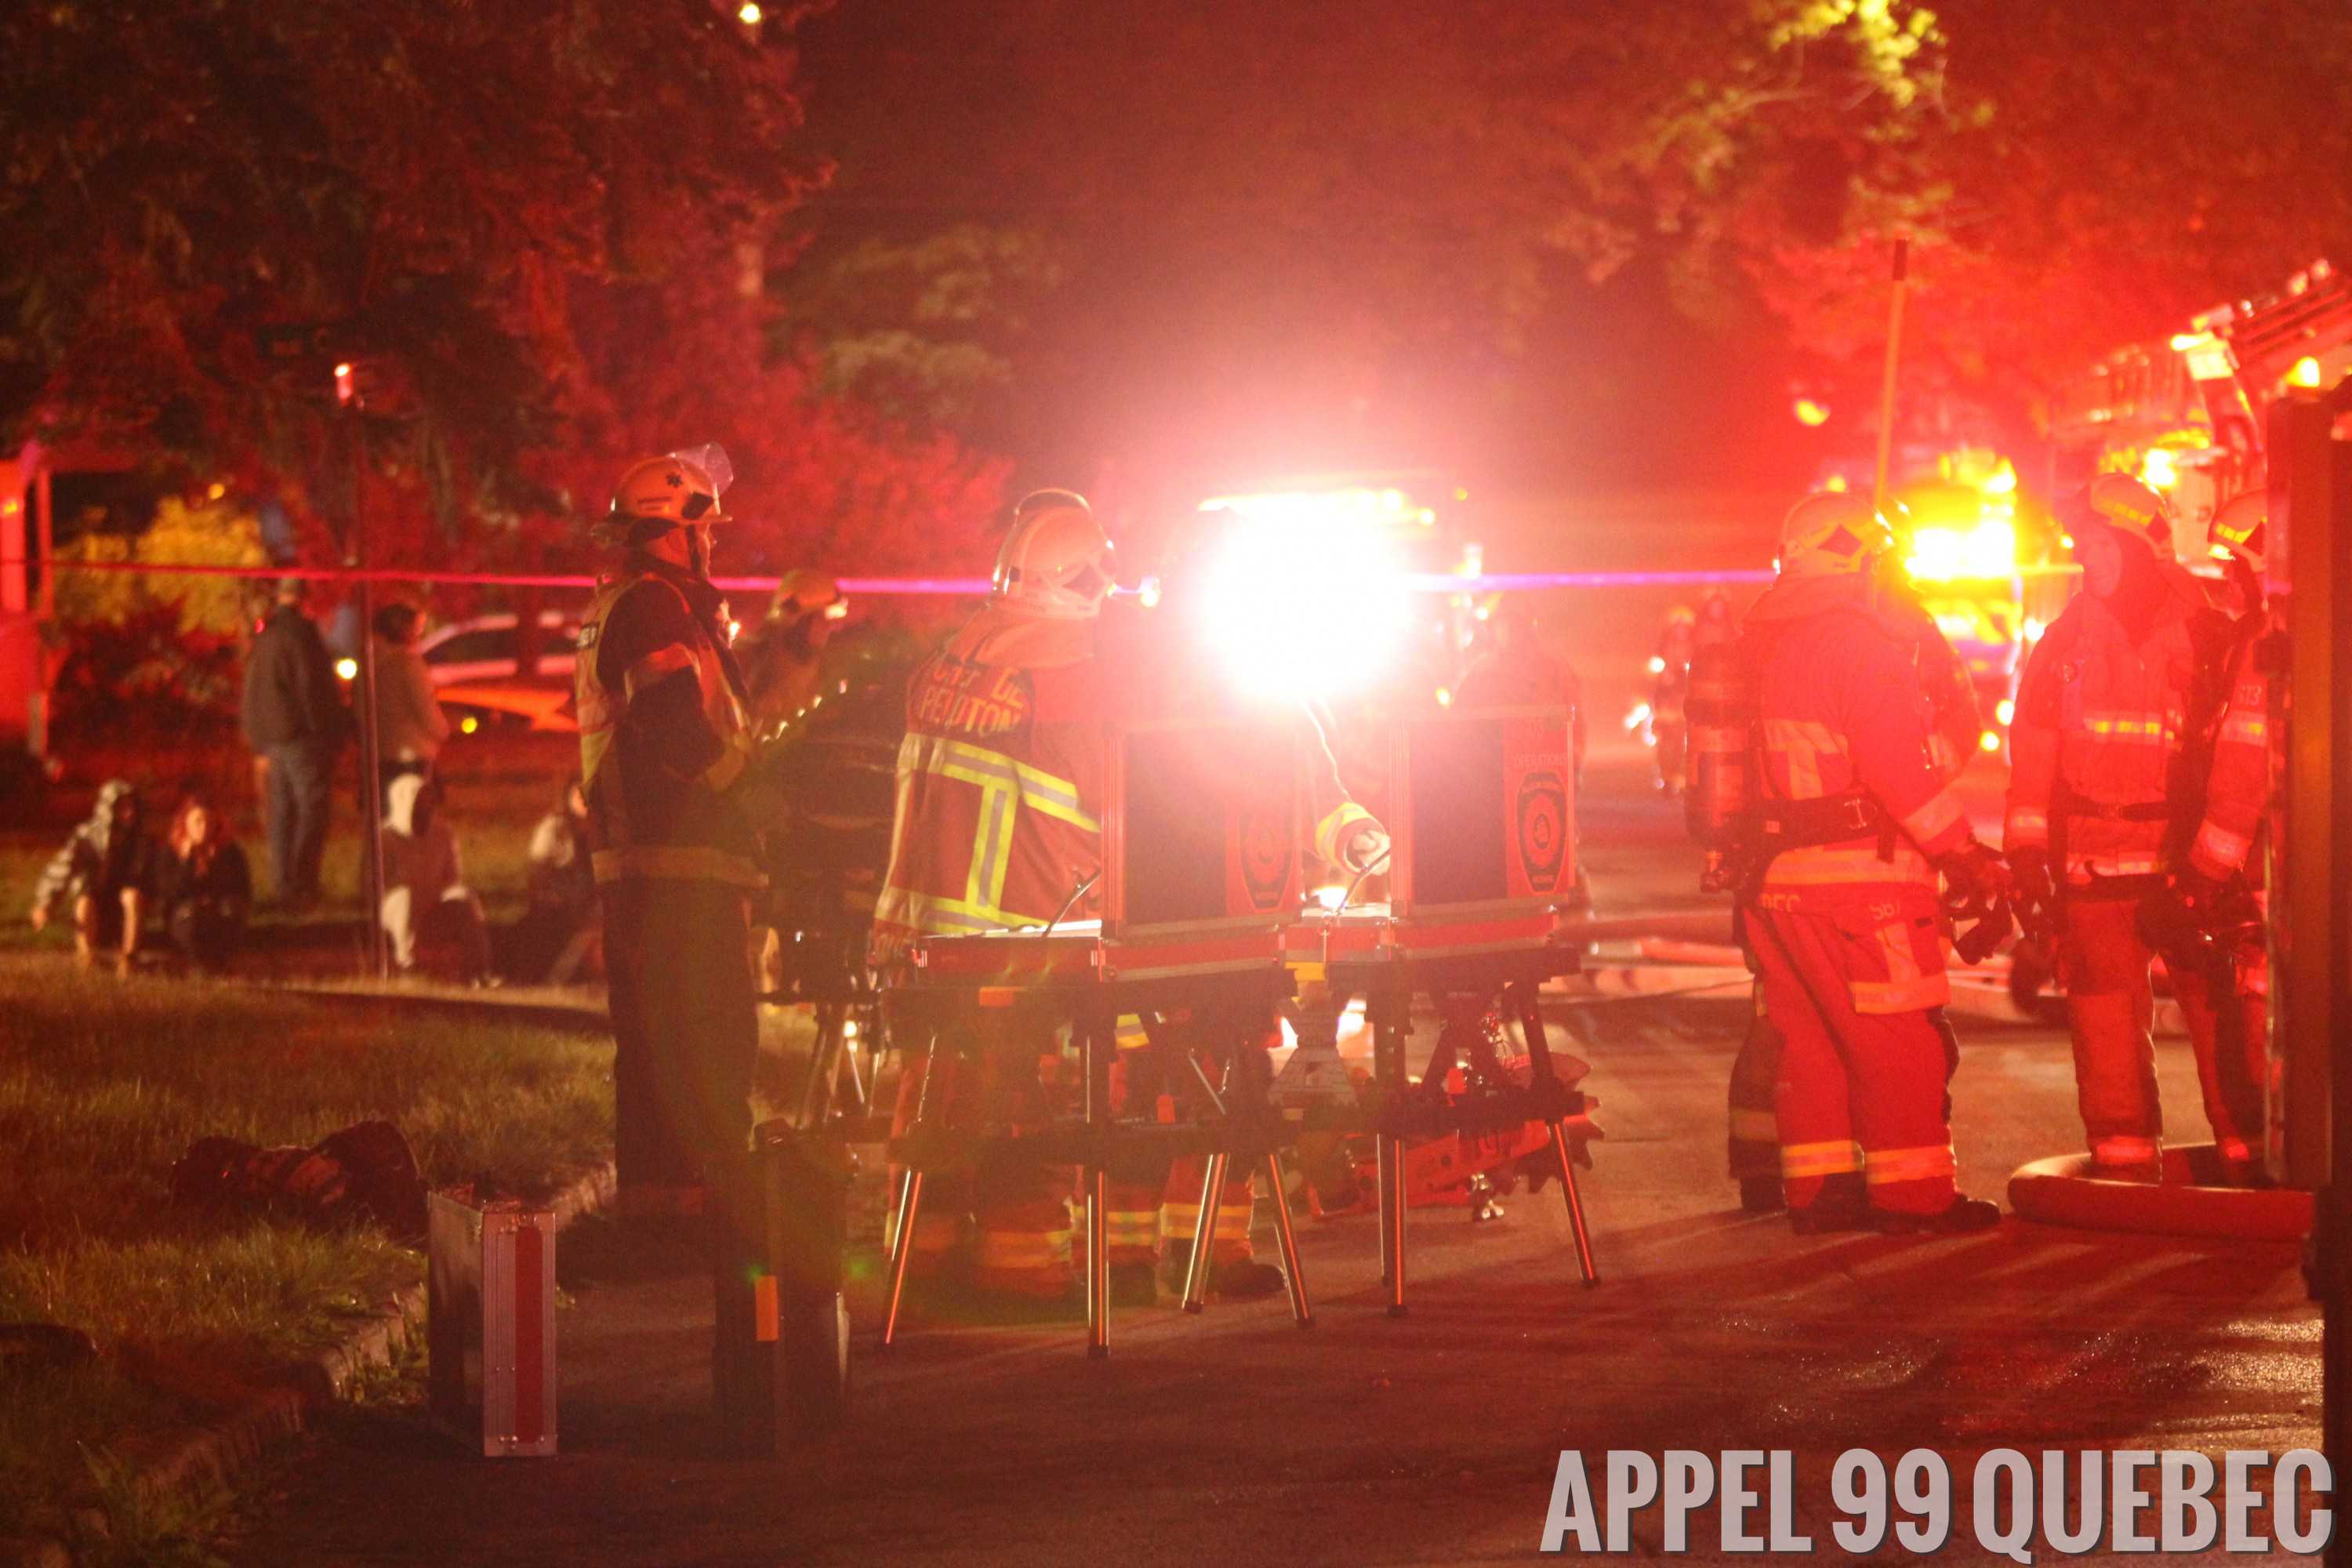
top-left (0, 955), bottom-right (614, 1539)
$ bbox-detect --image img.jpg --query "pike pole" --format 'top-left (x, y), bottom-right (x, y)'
top-left (1871, 237), bottom-right (1910, 511)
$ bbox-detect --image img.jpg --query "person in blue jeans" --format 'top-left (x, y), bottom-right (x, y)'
top-left (239, 579), bottom-right (345, 907)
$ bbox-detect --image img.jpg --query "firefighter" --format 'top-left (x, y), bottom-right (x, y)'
top-left (741, 568), bottom-right (848, 732)
top-left (577, 449), bottom-right (769, 1215)
top-left (1693, 588), bottom-right (1738, 652)
top-left (875, 491), bottom-right (1386, 1307)
top-left (1650, 605), bottom-right (1697, 796)
top-left (1727, 491), bottom-right (2009, 1234)
top-left (2139, 492), bottom-right (2273, 1179)
top-left (1695, 524), bottom-right (1994, 1217)
top-left (2005, 474), bottom-right (2252, 1182)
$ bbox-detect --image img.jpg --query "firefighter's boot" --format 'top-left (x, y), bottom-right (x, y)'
top-left (1873, 1193), bottom-right (2002, 1235)
top-left (1787, 1172), bottom-right (1870, 1235)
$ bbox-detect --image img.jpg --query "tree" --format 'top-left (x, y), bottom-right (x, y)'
top-left (792, 0), bottom-right (2351, 484)
top-left (0, 0), bottom-right (1003, 577)
top-left (788, 0), bottom-right (1952, 486)
top-left (1749, 0), bottom-right (2352, 420)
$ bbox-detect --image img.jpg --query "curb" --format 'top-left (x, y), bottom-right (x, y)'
top-left (273, 980), bottom-right (608, 1036)
top-left (7, 1160), bottom-right (616, 1567)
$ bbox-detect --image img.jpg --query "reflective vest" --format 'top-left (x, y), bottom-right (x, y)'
top-left (874, 610), bottom-right (1108, 942)
top-left (2005, 568), bottom-right (2223, 884)
top-left (873, 604), bottom-right (1373, 947)
top-left (575, 569), bottom-right (764, 888)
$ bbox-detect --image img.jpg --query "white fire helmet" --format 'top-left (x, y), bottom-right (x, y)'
top-left (992, 489), bottom-right (1114, 619)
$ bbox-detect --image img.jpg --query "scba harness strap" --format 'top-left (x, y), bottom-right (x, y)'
top-left (1750, 789), bottom-right (1900, 861)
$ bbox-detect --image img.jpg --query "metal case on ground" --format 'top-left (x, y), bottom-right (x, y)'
top-left (427, 1191), bottom-right (557, 1457)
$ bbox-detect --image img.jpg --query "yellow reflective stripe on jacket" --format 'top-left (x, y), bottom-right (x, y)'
top-left (1314, 800), bottom-right (1376, 866)
top-left (2192, 819), bottom-right (2254, 873)
top-left (1863, 1143), bottom-right (1957, 1185)
top-left (623, 644), bottom-right (695, 699)
top-left (871, 883), bottom-right (1058, 938)
top-left (2004, 804), bottom-right (2049, 848)
top-left (1900, 786), bottom-right (1964, 847)
top-left (892, 732), bottom-right (1099, 933)
top-left (902, 732), bottom-right (1099, 833)
top-left (2080, 713), bottom-right (2174, 745)
top-left (592, 844), bottom-right (766, 887)
top-left (579, 728), bottom-right (615, 790)
top-left (1762, 718), bottom-right (1846, 801)
top-left (2220, 711), bottom-right (2268, 745)
top-left (1780, 1139), bottom-right (1862, 1178)
top-left (702, 734), bottom-right (752, 793)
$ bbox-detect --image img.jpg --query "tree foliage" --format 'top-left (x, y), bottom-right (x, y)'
top-left (794, 0), bottom-right (2349, 477)
top-left (0, 0), bottom-right (1002, 574)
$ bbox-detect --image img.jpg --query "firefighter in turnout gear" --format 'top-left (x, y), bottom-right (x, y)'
top-left (1694, 528), bottom-right (1994, 1215)
top-left (876, 491), bottom-right (1385, 1308)
top-left (740, 568), bottom-right (848, 733)
top-left (1714, 491), bottom-right (2007, 1234)
top-left (2166, 492), bottom-right (2275, 1174)
top-left (2005, 474), bottom-right (2255, 1181)
top-left (577, 448), bottom-right (768, 1213)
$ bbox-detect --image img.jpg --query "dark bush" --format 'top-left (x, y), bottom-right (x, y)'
top-left (47, 608), bottom-right (245, 750)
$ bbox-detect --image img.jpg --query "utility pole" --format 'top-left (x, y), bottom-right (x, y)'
top-left (341, 361), bottom-right (390, 980)
top-left (1871, 238), bottom-right (1910, 512)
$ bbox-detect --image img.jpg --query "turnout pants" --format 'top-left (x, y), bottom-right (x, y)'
top-left (1748, 902), bottom-right (1960, 1218)
top-left (603, 878), bottom-right (757, 1199)
top-left (888, 1013), bottom-right (1083, 1300)
top-left (1726, 982), bottom-right (1784, 1185)
top-left (2059, 895), bottom-right (2267, 1173)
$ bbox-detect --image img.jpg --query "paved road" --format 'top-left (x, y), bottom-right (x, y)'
top-left (232, 754), bottom-right (2320, 1567)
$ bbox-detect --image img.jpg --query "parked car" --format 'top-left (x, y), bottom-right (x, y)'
top-left (417, 611), bottom-right (581, 688)
top-left (419, 611), bottom-right (582, 735)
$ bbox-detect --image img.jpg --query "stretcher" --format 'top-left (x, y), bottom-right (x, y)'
top-left (877, 706), bottom-right (1600, 1357)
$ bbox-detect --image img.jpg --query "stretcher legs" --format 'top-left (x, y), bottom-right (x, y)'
top-left (879, 1167), bottom-right (923, 1350)
top-left (1266, 1152), bottom-right (1314, 1327)
top-left (1512, 982), bottom-right (1599, 1288)
top-left (1083, 1006), bottom-right (1112, 1359)
top-left (1181, 1152), bottom-right (1225, 1314)
top-left (1372, 993), bottom-right (1408, 1316)
top-left (877, 1029), bottom-right (944, 1351)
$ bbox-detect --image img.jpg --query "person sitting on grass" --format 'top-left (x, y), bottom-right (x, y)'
top-left (379, 773), bottom-right (495, 984)
top-left (507, 773), bottom-right (601, 985)
top-left (28, 779), bottom-right (156, 974)
top-left (156, 790), bottom-right (252, 974)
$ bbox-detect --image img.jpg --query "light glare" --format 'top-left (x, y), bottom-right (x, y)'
top-left (1197, 524), bottom-right (1411, 701)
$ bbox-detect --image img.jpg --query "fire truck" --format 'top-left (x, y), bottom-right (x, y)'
top-left (2046, 258), bottom-right (2352, 544)
top-left (1809, 444), bottom-right (2059, 755)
